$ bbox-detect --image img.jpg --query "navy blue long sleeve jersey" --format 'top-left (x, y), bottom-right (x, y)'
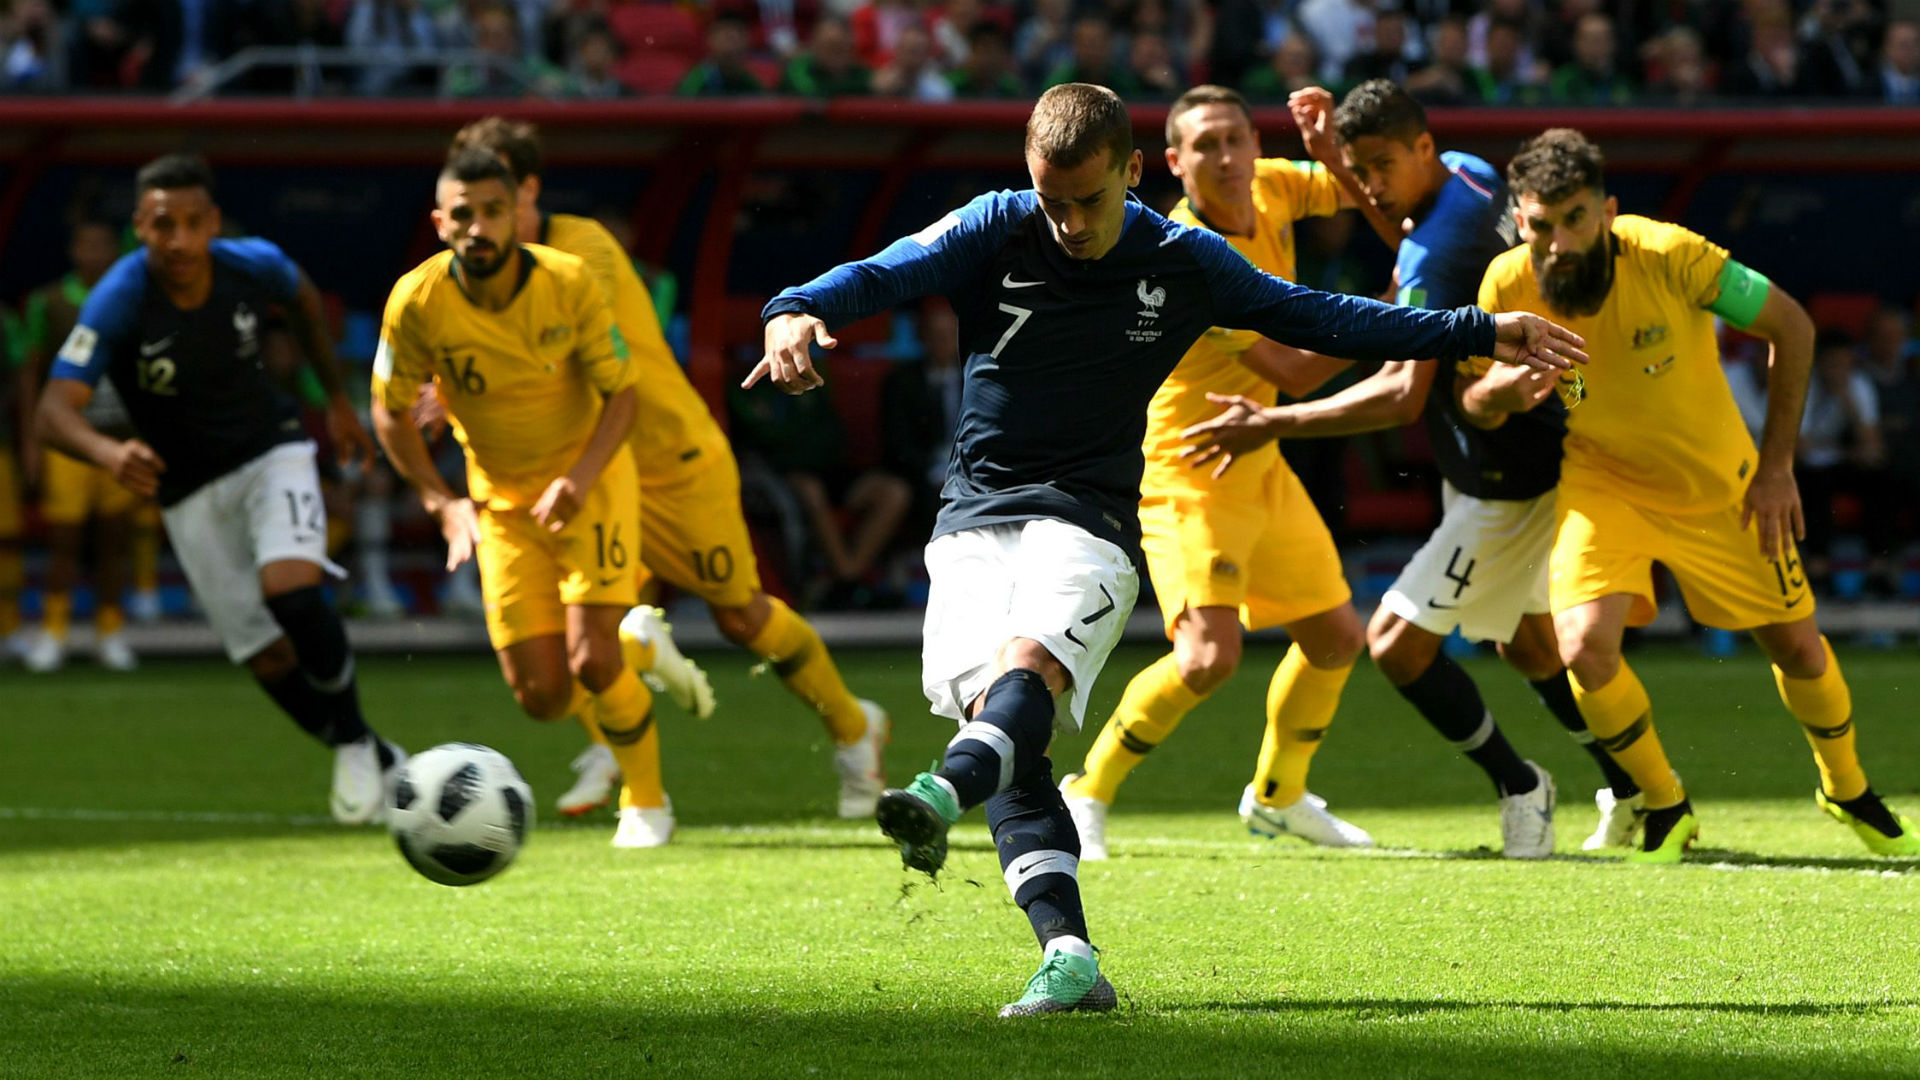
top-left (49, 238), bottom-right (310, 506)
top-left (765, 190), bottom-right (1498, 561)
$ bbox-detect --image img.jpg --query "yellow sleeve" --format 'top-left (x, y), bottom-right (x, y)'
top-left (1661, 225), bottom-right (1731, 310)
top-left (1257, 159), bottom-right (1343, 221)
top-left (371, 274), bottom-right (434, 411)
top-left (567, 267), bottom-right (638, 396)
top-left (1462, 256), bottom-right (1512, 379)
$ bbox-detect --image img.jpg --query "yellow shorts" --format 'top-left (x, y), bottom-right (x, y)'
top-left (477, 451), bottom-right (640, 650)
top-left (1551, 482), bottom-right (1815, 631)
top-left (40, 449), bottom-right (141, 526)
top-left (0, 448), bottom-right (20, 539)
top-left (633, 446), bottom-right (762, 610)
top-left (1138, 460), bottom-right (1351, 635)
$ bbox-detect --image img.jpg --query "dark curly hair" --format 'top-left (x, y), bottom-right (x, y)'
top-left (1506, 128), bottom-right (1606, 204)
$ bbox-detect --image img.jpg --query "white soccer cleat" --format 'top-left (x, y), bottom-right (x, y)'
top-left (557, 743), bottom-right (622, 817)
top-left (621, 605), bottom-right (716, 719)
top-left (330, 735), bottom-right (386, 825)
top-left (95, 631), bottom-right (138, 672)
top-left (1239, 785), bottom-right (1373, 848)
top-left (127, 588), bottom-right (164, 625)
top-left (834, 699), bottom-right (890, 818)
top-left (612, 797), bottom-right (676, 848)
top-left (22, 630), bottom-right (65, 674)
top-left (1059, 773), bottom-right (1110, 861)
top-left (1499, 761), bottom-right (1557, 859)
top-left (1583, 787), bottom-right (1648, 851)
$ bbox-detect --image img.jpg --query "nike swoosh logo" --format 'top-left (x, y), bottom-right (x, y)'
top-left (598, 576), bottom-right (622, 588)
top-left (1786, 594), bottom-right (1805, 608)
top-left (141, 337), bottom-right (175, 357)
top-left (1159, 234), bottom-right (1180, 247)
top-left (1426, 599), bottom-right (1458, 610)
top-left (1063, 627), bottom-right (1085, 649)
top-left (1011, 857), bottom-right (1048, 876)
top-left (1001, 274), bottom-right (1044, 289)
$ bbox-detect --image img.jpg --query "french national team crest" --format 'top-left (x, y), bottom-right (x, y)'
top-left (234, 302), bottom-right (259, 358)
top-left (1127, 279), bottom-right (1166, 344)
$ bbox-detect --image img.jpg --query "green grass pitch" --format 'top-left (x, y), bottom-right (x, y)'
top-left (4, 642), bottom-right (1918, 1078)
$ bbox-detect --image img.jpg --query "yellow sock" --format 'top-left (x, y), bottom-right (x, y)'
top-left (1775, 636), bottom-right (1866, 801)
top-left (96, 604), bottom-right (125, 638)
top-left (0, 545), bottom-right (21, 637)
top-left (1071, 653), bottom-right (1204, 804)
top-left (747, 595), bottom-right (865, 744)
top-left (1571, 661), bottom-right (1685, 808)
top-left (43, 592), bottom-right (72, 640)
top-left (1251, 644), bottom-right (1352, 807)
top-left (620, 627), bottom-right (657, 674)
top-left (132, 521), bottom-right (160, 593)
top-left (593, 668), bottom-right (663, 809)
top-left (566, 683), bottom-right (602, 737)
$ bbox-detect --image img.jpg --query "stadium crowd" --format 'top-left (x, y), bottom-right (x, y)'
top-left (2, 0), bottom-right (1918, 104)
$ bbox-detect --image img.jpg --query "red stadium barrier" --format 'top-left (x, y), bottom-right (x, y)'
top-left (6, 99), bottom-right (1918, 411)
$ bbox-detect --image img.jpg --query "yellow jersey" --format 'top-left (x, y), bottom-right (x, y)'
top-left (541, 214), bottom-right (730, 483)
top-left (374, 244), bottom-right (639, 510)
top-left (1477, 215), bottom-right (1754, 515)
top-left (1142, 159), bottom-right (1343, 493)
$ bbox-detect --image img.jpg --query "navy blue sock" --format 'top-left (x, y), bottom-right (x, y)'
top-left (985, 756), bottom-right (1089, 948)
top-left (937, 669), bottom-right (1055, 811)
top-left (1531, 671), bottom-right (1639, 798)
top-left (1395, 652), bottom-right (1536, 796)
top-left (265, 586), bottom-right (369, 746)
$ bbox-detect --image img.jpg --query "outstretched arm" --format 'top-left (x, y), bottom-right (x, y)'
top-left (1235, 337), bottom-right (1354, 399)
top-left (284, 268), bottom-right (376, 469)
top-left (1289, 86), bottom-right (1404, 251)
top-left (1179, 360), bottom-right (1435, 478)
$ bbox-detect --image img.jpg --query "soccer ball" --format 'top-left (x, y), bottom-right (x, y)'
top-left (387, 743), bottom-right (533, 886)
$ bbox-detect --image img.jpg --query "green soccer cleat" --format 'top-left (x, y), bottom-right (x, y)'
top-left (1624, 811), bottom-right (1699, 865)
top-left (1816, 789), bottom-right (1920, 857)
top-left (999, 950), bottom-right (1118, 1018)
top-left (875, 772), bottom-right (959, 877)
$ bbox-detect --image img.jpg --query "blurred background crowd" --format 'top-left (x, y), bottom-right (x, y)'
top-left (2, 0), bottom-right (1918, 104)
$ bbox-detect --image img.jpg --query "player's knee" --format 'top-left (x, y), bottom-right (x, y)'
top-left (568, 635), bottom-right (622, 693)
top-left (1175, 636), bottom-right (1239, 695)
top-left (996, 639), bottom-right (1071, 695)
top-left (1497, 638), bottom-right (1562, 682)
top-left (513, 677), bottom-right (573, 722)
top-left (1557, 626), bottom-right (1620, 689)
top-left (1304, 615), bottom-right (1365, 670)
top-left (711, 593), bottom-right (770, 646)
top-left (1762, 632), bottom-right (1827, 679)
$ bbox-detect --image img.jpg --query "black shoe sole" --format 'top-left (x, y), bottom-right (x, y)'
top-left (875, 789), bottom-right (949, 875)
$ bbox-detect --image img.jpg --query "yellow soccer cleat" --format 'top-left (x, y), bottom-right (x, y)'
top-left (1624, 811), bottom-right (1698, 865)
top-left (1815, 789), bottom-right (1920, 857)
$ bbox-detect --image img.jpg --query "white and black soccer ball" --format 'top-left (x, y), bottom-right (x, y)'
top-left (387, 743), bottom-right (533, 887)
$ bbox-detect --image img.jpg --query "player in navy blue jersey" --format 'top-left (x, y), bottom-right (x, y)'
top-left (36, 154), bottom-right (405, 825)
top-left (1183, 81), bottom-right (1641, 856)
top-left (746, 84), bottom-right (1585, 1016)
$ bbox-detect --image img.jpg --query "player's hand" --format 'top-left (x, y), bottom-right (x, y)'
top-left (109, 439), bottom-right (165, 498)
top-left (430, 496), bottom-right (482, 571)
top-left (744, 313), bottom-right (835, 395)
top-left (326, 395), bottom-right (376, 470)
top-left (1490, 312), bottom-right (1587, 373)
top-left (531, 476), bottom-right (582, 535)
top-left (1742, 463), bottom-right (1804, 561)
top-left (1473, 359), bottom-right (1560, 417)
top-left (1179, 393), bottom-right (1285, 479)
top-left (412, 383), bottom-right (450, 441)
top-left (1287, 87), bottom-right (1339, 163)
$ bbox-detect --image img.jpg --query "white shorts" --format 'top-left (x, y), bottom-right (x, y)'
top-left (1381, 484), bottom-right (1554, 645)
top-left (162, 441), bottom-right (346, 663)
top-left (921, 518), bottom-right (1139, 733)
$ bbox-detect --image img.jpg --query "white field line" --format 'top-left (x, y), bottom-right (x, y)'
top-left (3, 808), bottom-right (1915, 879)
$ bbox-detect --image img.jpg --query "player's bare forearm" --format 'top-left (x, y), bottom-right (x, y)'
top-left (288, 272), bottom-right (349, 401)
top-left (372, 398), bottom-right (457, 512)
top-left (1236, 338), bottom-right (1353, 398)
top-left (1749, 287), bottom-right (1816, 475)
top-left (1271, 360), bottom-right (1434, 438)
top-left (34, 379), bottom-right (117, 469)
top-left (1288, 85), bottom-right (1402, 251)
top-left (564, 386), bottom-right (636, 492)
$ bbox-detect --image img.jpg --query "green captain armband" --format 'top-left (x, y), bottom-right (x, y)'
top-left (1707, 259), bottom-right (1770, 329)
top-left (293, 365), bottom-right (329, 410)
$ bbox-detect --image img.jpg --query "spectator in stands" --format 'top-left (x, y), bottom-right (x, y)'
top-left (929, 0), bottom-right (985, 65)
top-left (1197, 0), bottom-right (1271, 92)
top-left (565, 20), bottom-right (628, 98)
top-left (1797, 329), bottom-right (1886, 580)
top-left (948, 21), bottom-right (1024, 97)
top-left (207, 0), bottom-right (349, 96)
top-left (1296, 0), bottom-right (1373, 83)
top-left (344, 0), bottom-right (443, 96)
top-left (1723, 1), bottom-right (1806, 98)
top-left (1799, 0), bottom-right (1878, 99)
top-left (1127, 30), bottom-right (1180, 98)
top-left (729, 359), bottom-right (914, 611)
top-left (1861, 306), bottom-right (1919, 550)
top-left (1125, 0), bottom-right (1188, 75)
top-left (1872, 19), bottom-right (1920, 104)
top-left (882, 300), bottom-right (964, 542)
top-left (781, 15), bottom-right (872, 95)
top-left (1466, 0), bottom-right (1538, 73)
top-left (1240, 31), bottom-right (1318, 102)
top-left (871, 22), bottom-right (953, 99)
top-left (849, 0), bottom-right (921, 68)
top-left (1014, 0), bottom-right (1073, 86)
top-left (448, 2), bottom-right (564, 97)
top-left (1550, 11), bottom-right (1633, 104)
top-left (1044, 16), bottom-right (1140, 94)
top-left (1405, 14), bottom-right (1472, 104)
top-left (68, 0), bottom-right (183, 91)
top-left (676, 13), bottom-right (767, 96)
top-left (2, 0), bottom-right (64, 90)
top-left (1344, 6), bottom-right (1413, 87)
top-left (1642, 25), bottom-right (1714, 106)
top-left (1468, 16), bottom-right (1544, 104)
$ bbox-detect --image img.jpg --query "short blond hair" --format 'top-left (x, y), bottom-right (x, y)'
top-left (1025, 83), bottom-right (1133, 171)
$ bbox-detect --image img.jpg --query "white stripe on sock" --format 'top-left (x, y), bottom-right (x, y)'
top-left (1044, 935), bottom-right (1093, 962)
top-left (1452, 711), bottom-right (1496, 752)
top-left (1002, 848), bottom-right (1078, 897)
top-left (950, 721), bottom-right (1017, 793)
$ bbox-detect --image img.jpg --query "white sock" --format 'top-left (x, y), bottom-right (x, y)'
top-left (1044, 935), bottom-right (1093, 963)
top-left (930, 774), bottom-right (960, 807)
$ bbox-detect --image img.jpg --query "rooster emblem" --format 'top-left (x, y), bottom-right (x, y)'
top-left (1136, 279), bottom-right (1165, 320)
